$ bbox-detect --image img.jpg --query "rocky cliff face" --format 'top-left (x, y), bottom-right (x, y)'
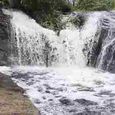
top-left (85, 11), bottom-right (115, 73)
top-left (96, 11), bottom-right (115, 72)
top-left (0, 8), bottom-right (10, 65)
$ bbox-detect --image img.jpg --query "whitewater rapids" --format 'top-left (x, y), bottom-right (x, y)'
top-left (0, 66), bottom-right (115, 115)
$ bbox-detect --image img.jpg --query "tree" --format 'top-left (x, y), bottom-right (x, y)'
top-left (75, 0), bottom-right (114, 11)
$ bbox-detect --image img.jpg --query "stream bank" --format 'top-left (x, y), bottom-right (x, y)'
top-left (0, 72), bottom-right (39, 115)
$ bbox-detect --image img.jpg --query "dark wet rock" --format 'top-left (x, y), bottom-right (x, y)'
top-left (26, 81), bottom-right (34, 86)
top-left (48, 99), bottom-right (53, 101)
top-left (12, 73), bottom-right (33, 80)
top-left (84, 12), bottom-right (115, 73)
top-left (37, 87), bottom-right (43, 92)
top-left (52, 91), bottom-right (59, 95)
top-left (55, 87), bottom-right (64, 91)
top-left (96, 12), bottom-right (115, 73)
top-left (76, 110), bottom-right (101, 115)
top-left (93, 80), bottom-right (105, 86)
top-left (59, 98), bottom-right (73, 106)
top-left (42, 96), bottom-right (46, 100)
top-left (89, 28), bottom-right (106, 67)
top-left (0, 9), bottom-right (10, 65)
top-left (111, 109), bottom-right (115, 113)
top-left (97, 90), bottom-right (115, 97)
top-left (69, 109), bottom-right (77, 113)
top-left (34, 99), bottom-right (41, 104)
top-left (74, 99), bottom-right (97, 106)
top-left (12, 73), bottom-right (27, 78)
top-left (45, 90), bottom-right (50, 93)
top-left (55, 95), bottom-right (62, 98)
top-left (39, 76), bottom-right (49, 80)
top-left (98, 41), bottom-right (115, 72)
top-left (44, 84), bottom-right (54, 90)
top-left (77, 86), bottom-right (94, 92)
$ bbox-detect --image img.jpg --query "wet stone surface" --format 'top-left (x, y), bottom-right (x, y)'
top-left (0, 9), bottom-right (10, 65)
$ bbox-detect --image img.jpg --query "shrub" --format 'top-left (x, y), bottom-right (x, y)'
top-left (71, 14), bottom-right (86, 29)
top-left (75, 0), bottom-right (114, 11)
top-left (20, 0), bottom-right (71, 14)
top-left (112, 0), bottom-right (115, 9)
top-left (20, 0), bottom-right (72, 30)
top-left (0, 0), bottom-right (9, 7)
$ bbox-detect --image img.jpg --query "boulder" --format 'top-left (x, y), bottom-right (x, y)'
top-left (0, 8), bottom-right (10, 65)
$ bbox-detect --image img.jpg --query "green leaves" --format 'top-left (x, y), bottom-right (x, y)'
top-left (21, 0), bottom-right (38, 11)
top-left (0, 0), bottom-right (9, 6)
top-left (19, 0), bottom-right (71, 30)
top-left (1, 0), bottom-right (114, 30)
top-left (75, 0), bottom-right (115, 11)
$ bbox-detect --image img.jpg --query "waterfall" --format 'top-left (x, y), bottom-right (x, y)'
top-left (3, 9), bottom-right (102, 68)
top-left (4, 9), bottom-right (115, 71)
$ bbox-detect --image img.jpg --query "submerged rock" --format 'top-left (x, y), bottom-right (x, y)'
top-left (76, 110), bottom-right (101, 115)
top-left (59, 98), bottom-right (73, 106)
top-left (74, 99), bottom-right (97, 106)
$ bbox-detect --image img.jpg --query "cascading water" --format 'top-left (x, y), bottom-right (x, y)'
top-left (3, 9), bottom-right (102, 67)
top-left (97, 11), bottom-right (115, 72)
top-left (8, 10), bottom-right (61, 66)
top-left (2, 9), bottom-right (115, 115)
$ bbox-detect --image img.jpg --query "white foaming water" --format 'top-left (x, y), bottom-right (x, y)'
top-left (0, 66), bottom-right (11, 75)
top-left (3, 9), bottom-right (102, 67)
top-left (10, 66), bottom-right (115, 114)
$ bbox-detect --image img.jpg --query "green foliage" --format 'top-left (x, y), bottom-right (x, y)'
top-left (0, 0), bottom-right (115, 30)
top-left (112, 0), bottom-right (115, 9)
top-left (18, 0), bottom-right (115, 30)
top-left (0, 0), bottom-right (9, 6)
top-left (20, 0), bottom-right (72, 30)
top-left (75, 0), bottom-right (115, 11)
top-left (0, 0), bottom-right (72, 30)
top-left (20, 0), bottom-right (72, 13)
top-left (71, 14), bottom-right (86, 29)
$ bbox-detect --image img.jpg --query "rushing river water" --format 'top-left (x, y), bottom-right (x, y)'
top-left (1, 66), bottom-right (115, 115)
